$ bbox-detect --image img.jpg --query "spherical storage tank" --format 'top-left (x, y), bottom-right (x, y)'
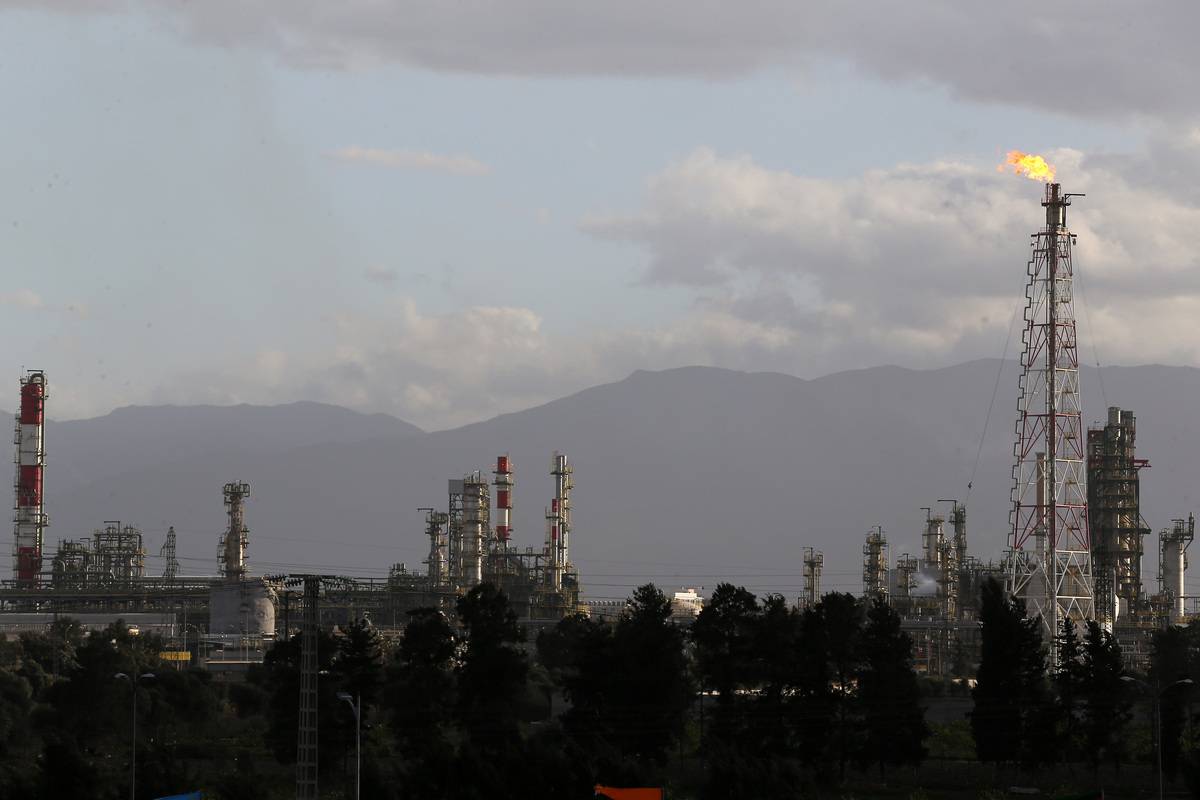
top-left (209, 578), bottom-right (277, 635)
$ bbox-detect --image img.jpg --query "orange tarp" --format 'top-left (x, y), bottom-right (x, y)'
top-left (594, 786), bottom-right (664, 800)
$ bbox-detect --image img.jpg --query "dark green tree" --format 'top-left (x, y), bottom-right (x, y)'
top-left (384, 606), bottom-right (457, 752)
top-left (336, 617), bottom-right (384, 706)
top-left (0, 667), bottom-right (37, 799)
top-left (691, 583), bottom-right (760, 743)
top-left (857, 597), bottom-right (928, 776)
top-left (970, 578), bottom-right (1049, 767)
top-left (456, 583), bottom-right (528, 750)
top-left (252, 629), bottom-right (342, 768)
top-left (1149, 624), bottom-right (1196, 780)
top-left (608, 584), bottom-right (692, 767)
top-left (806, 592), bottom-right (865, 781)
top-left (542, 612), bottom-right (616, 755)
top-left (1053, 616), bottom-right (1086, 762)
top-left (750, 593), bottom-right (802, 757)
top-left (1080, 620), bottom-right (1132, 771)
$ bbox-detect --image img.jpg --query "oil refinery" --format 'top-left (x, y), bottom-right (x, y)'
top-left (0, 181), bottom-right (1195, 675)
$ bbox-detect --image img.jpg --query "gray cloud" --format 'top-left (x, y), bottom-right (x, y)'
top-left (49, 138), bottom-right (1200, 429)
top-left (21, 2), bottom-right (1182, 120)
top-left (330, 146), bottom-right (491, 176)
top-left (588, 142), bottom-right (1200, 372)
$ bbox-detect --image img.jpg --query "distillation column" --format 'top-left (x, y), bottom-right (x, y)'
top-left (13, 371), bottom-right (47, 587)
top-left (423, 508), bottom-right (449, 590)
top-left (220, 482), bottom-right (251, 581)
top-left (1087, 407), bottom-right (1150, 624)
top-left (1159, 515), bottom-right (1194, 623)
top-left (461, 472), bottom-right (489, 587)
top-left (863, 526), bottom-right (889, 599)
top-left (803, 547), bottom-right (824, 607)
top-left (545, 452), bottom-right (573, 590)
top-left (1009, 183), bottom-right (1095, 645)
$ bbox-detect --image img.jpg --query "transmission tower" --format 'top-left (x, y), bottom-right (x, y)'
top-left (1008, 182), bottom-right (1095, 652)
top-left (296, 575), bottom-right (320, 800)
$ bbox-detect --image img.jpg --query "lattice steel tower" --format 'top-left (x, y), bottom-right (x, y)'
top-left (1008, 183), bottom-right (1094, 647)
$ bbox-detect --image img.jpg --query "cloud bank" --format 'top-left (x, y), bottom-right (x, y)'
top-left (121, 133), bottom-right (1200, 430)
top-left (56, 1), bottom-right (1193, 121)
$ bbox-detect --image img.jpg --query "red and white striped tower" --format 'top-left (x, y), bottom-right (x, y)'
top-left (494, 455), bottom-right (513, 548)
top-left (1008, 183), bottom-right (1095, 651)
top-left (13, 371), bottom-right (47, 587)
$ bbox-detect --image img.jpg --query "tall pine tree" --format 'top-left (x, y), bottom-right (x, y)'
top-left (971, 578), bottom-right (1049, 767)
top-left (1054, 617), bottom-right (1086, 763)
top-left (857, 597), bottom-right (928, 777)
top-left (1080, 620), bottom-right (1131, 772)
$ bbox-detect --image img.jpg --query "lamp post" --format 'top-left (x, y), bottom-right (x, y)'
top-left (114, 672), bottom-right (156, 800)
top-left (1122, 675), bottom-right (1194, 800)
top-left (337, 692), bottom-right (361, 800)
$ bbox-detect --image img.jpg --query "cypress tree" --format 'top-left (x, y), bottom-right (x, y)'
top-left (857, 597), bottom-right (928, 776)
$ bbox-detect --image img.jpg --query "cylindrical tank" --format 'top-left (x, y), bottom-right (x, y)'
top-left (1163, 538), bottom-right (1187, 622)
top-left (209, 579), bottom-right (277, 635)
top-left (462, 476), bottom-right (487, 587)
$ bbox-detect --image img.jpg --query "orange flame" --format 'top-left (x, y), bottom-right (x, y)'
top-left (998, 150), bottom-right (1056, 182)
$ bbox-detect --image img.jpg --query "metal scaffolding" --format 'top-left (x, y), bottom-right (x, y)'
top-left (1008, 182), bottom-right (1095, 651)
top-left (803, 547), bottom-right (823, 608)
top-left (863, 526), bottom-right (889, 599)
top-left (1088, 407), bottom-right (1150, 624)
top-left (219, 482), bottom-right (251, 582)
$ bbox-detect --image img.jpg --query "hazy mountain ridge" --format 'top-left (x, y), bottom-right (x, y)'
top-left (20, 362), bottom-right (1200, 599)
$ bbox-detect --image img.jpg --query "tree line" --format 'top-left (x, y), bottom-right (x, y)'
top-left (3, 578), bottom-right (1200, 797)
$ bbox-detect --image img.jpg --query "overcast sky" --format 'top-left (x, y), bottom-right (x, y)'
top-left (3, 2), bottom-right (1198, 429)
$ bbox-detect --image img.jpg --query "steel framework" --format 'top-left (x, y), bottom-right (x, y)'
top-left (863, 526), bottom-right (889, 599)
top-left (1087, 407), bottom-right (1150, 624)
top-left (802, 547), bottom-right (823, 607)
top-left (219, 482), bottom-right (251, 582)
top-left (296, 575), bottom-right (320, 800)
top-left (160, 526), bottom-right (179, 582)
top-left (1008, 182), bottom-right (1095, 649)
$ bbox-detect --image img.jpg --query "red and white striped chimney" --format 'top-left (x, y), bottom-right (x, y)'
top-left (494, 455), bottom-right (513, 545)
top-left (13, 371), bottom-right (46, 586)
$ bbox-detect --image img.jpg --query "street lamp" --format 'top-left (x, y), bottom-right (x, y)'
top-left (114, 672), bottom-right (156, 800)
top-left (1121, 675), bottom-right (1194, 800)
top-left (337, 692), bottom-right (361, 800)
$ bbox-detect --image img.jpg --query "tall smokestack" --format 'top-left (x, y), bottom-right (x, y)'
top-left (13, 371), bottom-right (47, 587)
top-left (494, 455), bottom-right (513, 545)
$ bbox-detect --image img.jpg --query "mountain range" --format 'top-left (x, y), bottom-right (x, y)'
top-left (11, 361), bottom-right (1200, 600)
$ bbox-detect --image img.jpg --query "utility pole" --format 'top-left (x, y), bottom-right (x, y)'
top-left (114, 672), bottom-right (155, 800)
top-left (338, 692), bottom-right (362, 800)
